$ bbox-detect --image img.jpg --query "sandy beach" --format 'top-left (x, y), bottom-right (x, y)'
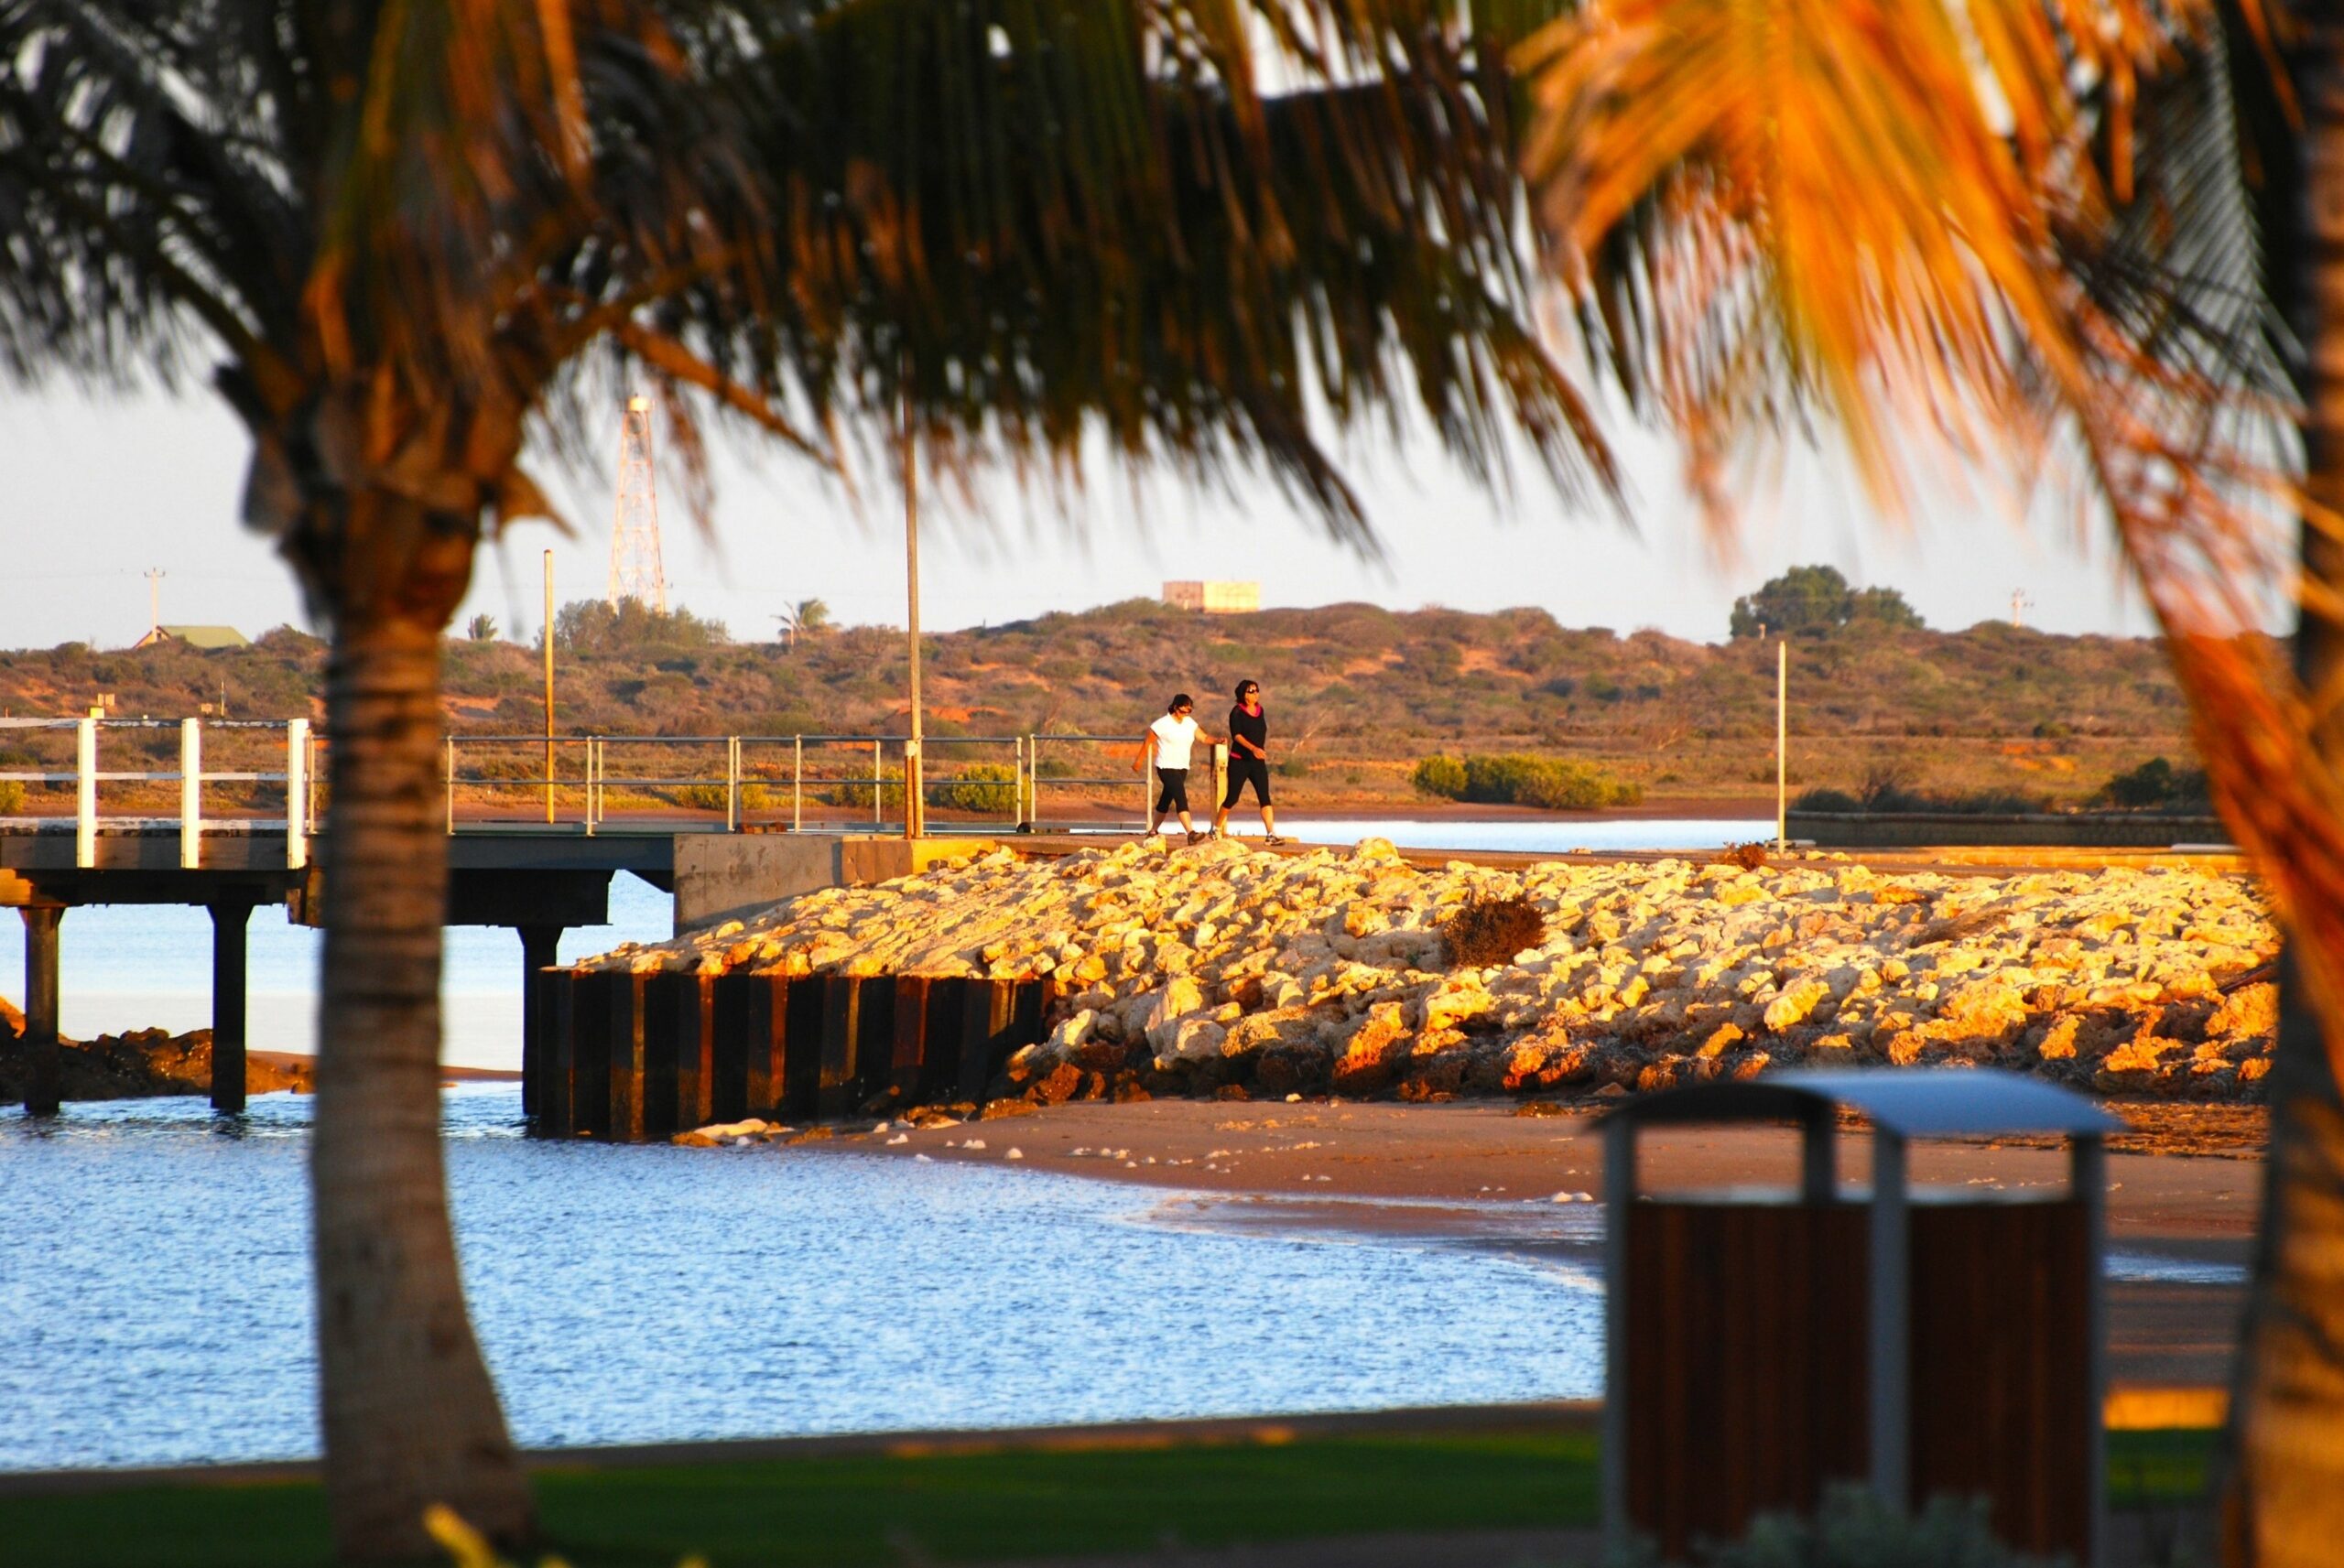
top-left (793, 1098), bottom-right (2259, 1389)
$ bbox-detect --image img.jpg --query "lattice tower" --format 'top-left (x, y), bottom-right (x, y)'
top-left (606, 395), bottom-right (669, 611)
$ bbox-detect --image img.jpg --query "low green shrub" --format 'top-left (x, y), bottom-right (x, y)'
top-left (1411, 754), bottom-right (1469, 798)
top-left (825, 770), bottom-right (906, 810)
top-left (0, 779), bottom-right (21, 815)
top-left (1505, 759), bottom-right (1642, 810)
top-left (1410, 752), bottom-right (1638, 810)
top-left (1797, 776), bottom-right (2048, 816)
top-left (672, 783), bottom-right (776, 813)
top-left (2097, 755), bottom-right (2210, 811)
top-left (934, 762), bottom-right (1028, 815)
top-left (1275, 756), bottom-right (1312, 779)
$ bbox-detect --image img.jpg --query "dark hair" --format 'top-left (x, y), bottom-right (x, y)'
top-left (1168, 692), bottom-right (1193, 712)
top-left (1234, 680), bottom-right (1259, 699)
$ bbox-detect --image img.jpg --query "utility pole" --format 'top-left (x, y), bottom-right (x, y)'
top-left (543, 550), bottom-right (557, 825)
top-left (901, 376), bottom-right (926, 840)
top-left (2010, 589), bottom-right (2033, 629)
top-left (1775, 638), bottom-right (1788, 854)
top-left (145, 568), bottom-right (165, 638)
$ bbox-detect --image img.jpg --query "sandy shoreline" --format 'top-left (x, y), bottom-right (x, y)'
top-left (783, 1098), bottom-right (2258, 1386)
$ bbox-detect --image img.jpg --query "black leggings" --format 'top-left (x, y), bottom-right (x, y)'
top-left (1154, 768), bottom-right (1190, 814)
top-left (1222, 754), bottom-right (1272, 807)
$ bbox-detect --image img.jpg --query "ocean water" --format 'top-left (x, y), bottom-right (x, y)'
top-left (0, 1086), bottom-right (1603, 1471)
top-left (0, 819), bottom-right (1691, 1472)
top-left (0, 820), bottom-right (1763, 1072)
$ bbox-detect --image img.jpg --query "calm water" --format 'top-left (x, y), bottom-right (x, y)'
top-left (0, 816), bottom-right (1739, 1472)
top-left (0, 819), bottom-right (1763, 1072)
top-left (0, 1086), bottom-right (1602, 1472)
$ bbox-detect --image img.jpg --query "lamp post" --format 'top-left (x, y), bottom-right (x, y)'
top-left (1774, 637), bottom-right (1787, 853)
top-left (901, 380), bottom-right (925, 840)
top-left (543, 549), bottom-right (557, 825)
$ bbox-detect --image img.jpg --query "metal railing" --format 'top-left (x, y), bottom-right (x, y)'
top-left (0, 714), bottom-right (1191, 850)
top-left (440, 731), bottom-right (1098, 835)
top-left (0, 716), bottom-right (313, 870)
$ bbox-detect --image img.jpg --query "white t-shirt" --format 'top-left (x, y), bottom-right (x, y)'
top-left (1148, 714), bottom-right (1200, 770)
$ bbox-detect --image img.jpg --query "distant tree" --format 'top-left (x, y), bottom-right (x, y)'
top-left (1728, 566), bottom-right (1924, 638)
top-left (464, 614), bottom-right (498, 643)
top-left (777, 598), bottom-right (832, 649)
top-left (556, 599), bottom-right (728, 654)
top-left (1848, 586), bottom-right (1926, 631)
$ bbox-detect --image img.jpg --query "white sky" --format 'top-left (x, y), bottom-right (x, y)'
top-left (4, 384), bottom-right (2155, 652)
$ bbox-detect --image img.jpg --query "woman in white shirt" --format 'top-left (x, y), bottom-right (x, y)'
top-left (1133, 692), bottom-right (1215, 843)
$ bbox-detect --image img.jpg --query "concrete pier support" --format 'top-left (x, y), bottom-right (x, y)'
top-left (515, 924), bottom-right (565, 1119)
top-left (19, 906), bottom-right (61, 1117)
top-left (208, 900), bottom-right (256, 1114)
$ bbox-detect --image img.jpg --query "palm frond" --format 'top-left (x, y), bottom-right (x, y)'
top-left (1513, 0), bottom-right (2344, 1071)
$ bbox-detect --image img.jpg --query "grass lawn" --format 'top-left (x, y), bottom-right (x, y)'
top-left (0, 1427), bottom-right (2213, 1568)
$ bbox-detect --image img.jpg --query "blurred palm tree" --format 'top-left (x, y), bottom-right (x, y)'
top-left (1514, 0), bottom-right (2333, 1556)
top-left (779, 596), bottom-right (832, 650)
top-left (0, 0), bottom-right (1608, 1556)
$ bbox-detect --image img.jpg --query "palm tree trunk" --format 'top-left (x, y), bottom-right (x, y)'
top-left (2229, 18), bottom-right (2344, 1564)
top-left (312, 610), bottom-right (532, 1560)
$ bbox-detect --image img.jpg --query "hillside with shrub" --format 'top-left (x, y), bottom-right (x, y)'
top-left (0, 596), bottom-right (2207, 810)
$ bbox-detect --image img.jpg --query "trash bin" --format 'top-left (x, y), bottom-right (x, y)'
top-left (1593, 1067), bottom-right (2119, 1564)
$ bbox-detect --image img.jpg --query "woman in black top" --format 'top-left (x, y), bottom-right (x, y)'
top-left (1215, 679), bottom-right (1286, 843)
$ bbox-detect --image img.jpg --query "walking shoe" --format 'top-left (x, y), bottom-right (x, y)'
top-left (1187, 830), bottom-right (1208, 845)
top-left (1263, 835), bottom-right (1289, 846)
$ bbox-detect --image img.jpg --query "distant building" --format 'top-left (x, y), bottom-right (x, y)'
top-left (135, 624), bottom-right (250, 651)
top-left (1163, 580), bottom-right (1261, 614)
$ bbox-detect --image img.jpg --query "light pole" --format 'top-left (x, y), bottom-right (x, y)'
top-left (543, 549), bottom-right (557, 825)
top-left (901, 382), bottom-right (926, 840)
top-left (1775, 637), bottom-right (1788, 853)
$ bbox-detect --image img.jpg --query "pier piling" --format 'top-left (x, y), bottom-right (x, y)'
top-left (19, 906), bottom-right (61, 1117)
top-left (547, 971), bottom-right (580, 1135)
top-left (853, 979), bottom-right (895, 1111)
top-left (782, 977), bottom-right (825, 1119)
top-left (888, 976), bottom-right (931, 1099)
top-left (645, 972), bottom-right (714, 1135)
top-left (516, 925), bottom-right (565, 1119)
top-left (566, 971), bottom-right (646, 1141)
top-left (918, 977), bottom-right (970, 1100)
top-left (542, 967), bottom-right (1056, 1140)
top-left (960, 979), bottom-right (1016, 1102)
top-left (208, 900), bottom-right (256, 1115)
top-left (712, 972), bottom-right (788, 1119)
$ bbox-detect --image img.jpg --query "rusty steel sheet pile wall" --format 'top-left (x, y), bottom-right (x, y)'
top-left (537, 968), bottom-right (1052, 1140)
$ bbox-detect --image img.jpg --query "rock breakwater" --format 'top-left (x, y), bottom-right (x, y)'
top-left (0, 1011), bottom-right (314, 1102)
top-left (578, 838), bottom-right (2278, 1105)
